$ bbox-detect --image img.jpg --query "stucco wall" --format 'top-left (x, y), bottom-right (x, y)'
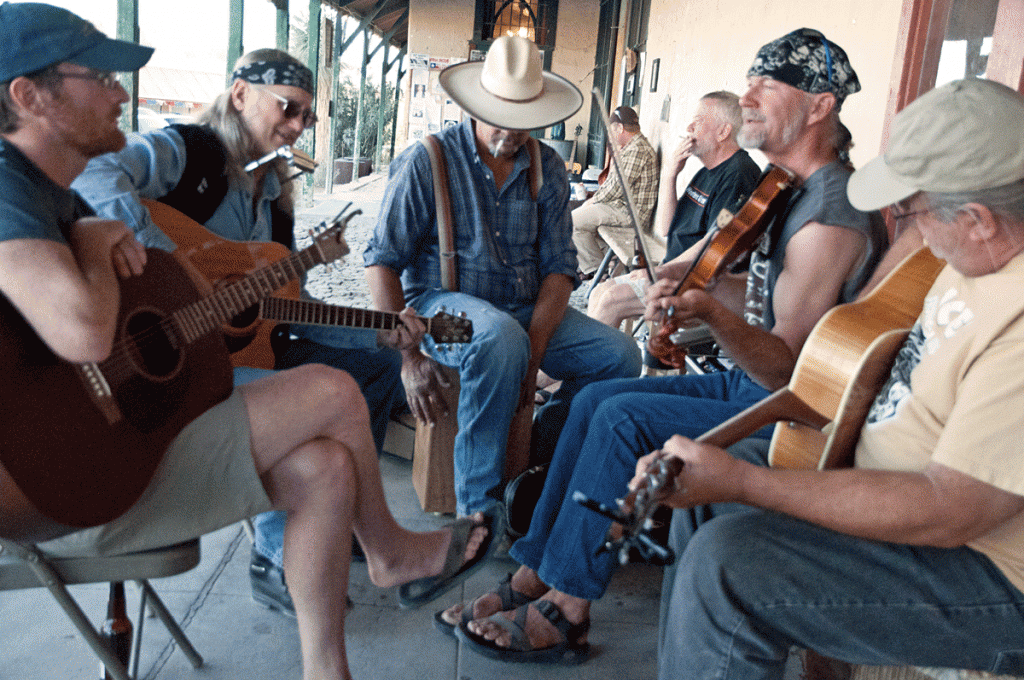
top-left (401, 0), bottom-right (904, 175)
top-left (404, 0), bottom-right (600, 153)
top-left (642, 0), bottom-right (904, 174)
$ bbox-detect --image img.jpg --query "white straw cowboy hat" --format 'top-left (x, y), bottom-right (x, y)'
top-left (438, 35), bottom-right (583, 130)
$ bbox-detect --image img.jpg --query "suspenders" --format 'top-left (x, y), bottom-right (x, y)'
top-left (420, 134), bottom-right (543, 292)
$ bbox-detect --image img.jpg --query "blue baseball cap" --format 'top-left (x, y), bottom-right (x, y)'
top-left (0, 2), bottom-right (154, 82)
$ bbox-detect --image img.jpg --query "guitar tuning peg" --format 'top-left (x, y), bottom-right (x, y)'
top-left (459, 311), bottom-right (467, 318)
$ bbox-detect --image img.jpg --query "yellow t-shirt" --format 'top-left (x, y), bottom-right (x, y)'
top-left (855, 251), bottom-right (1024, 590)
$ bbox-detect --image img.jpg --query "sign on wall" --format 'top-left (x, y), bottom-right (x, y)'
top-left (407, 53), bottom-right (465, 142)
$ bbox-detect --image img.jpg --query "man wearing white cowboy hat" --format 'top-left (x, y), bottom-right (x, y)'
top-left (364, 36), bottom-right (641, 519)
top-left (653, 76), bottom-right (1024, 680)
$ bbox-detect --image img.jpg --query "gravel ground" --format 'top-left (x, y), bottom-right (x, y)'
top-left (295, 173), bottom-right (591, 313)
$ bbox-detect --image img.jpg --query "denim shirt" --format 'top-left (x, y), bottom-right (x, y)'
top-left (70, 128), bottom-right (377, 351)
top-left (363, 119), bottom-right (578, 308)
top-left (71, 127), bottom-right (282, 252)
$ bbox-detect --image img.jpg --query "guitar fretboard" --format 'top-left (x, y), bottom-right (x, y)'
top-left (261, 297), bottom-right (411, 332)
top-left (170, 235), bottom-right (336, 343)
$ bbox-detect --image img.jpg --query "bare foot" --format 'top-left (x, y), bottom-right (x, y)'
top-left (439, 566), bottom-right (547, 627)
top-left (467, 591), bottom-right (590, 650)
top-left (365, 512), bottom-right (490, 588)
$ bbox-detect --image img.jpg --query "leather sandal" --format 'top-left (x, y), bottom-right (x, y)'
top-left (396, 510), bottom-right (502, 609)
top-left (432, 572), bottom-right (534, 638)
top-left (455, 599), bottom-right (590, 664)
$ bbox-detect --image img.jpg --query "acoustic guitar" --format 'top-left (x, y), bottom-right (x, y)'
top-left (148, 200), bottom-right (473, 368)
top-left (0, 221), bottom-right (349, 531)
top-left (589, 246), bottom-right (947, 563)
top-left (259, 297), bottom-right (473, 348)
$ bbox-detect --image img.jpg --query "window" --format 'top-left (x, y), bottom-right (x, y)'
top-left (475, 0), bottom-right (558, 52)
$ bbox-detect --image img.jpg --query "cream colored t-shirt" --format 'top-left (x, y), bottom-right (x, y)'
top-left (855, 251), bottom-right (1024, 590)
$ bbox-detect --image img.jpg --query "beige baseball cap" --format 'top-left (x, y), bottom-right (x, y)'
top-left (848, 78), bottom-right (1024, 211)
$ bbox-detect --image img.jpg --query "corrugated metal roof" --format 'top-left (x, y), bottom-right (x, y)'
top-left (139, 66), bottom-right (224, 106)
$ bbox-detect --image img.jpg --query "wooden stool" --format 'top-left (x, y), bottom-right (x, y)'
top-left (411, 366), bottom-right (533, 513)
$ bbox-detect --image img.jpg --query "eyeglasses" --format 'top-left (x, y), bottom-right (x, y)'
top-left (889, 208), bottom-right (926, 226)
top-left (252, 85), bottom-right (317, 129)
top-left (56, 69), bottom-right (120, 90)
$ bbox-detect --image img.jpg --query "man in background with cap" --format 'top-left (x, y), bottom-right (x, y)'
top-left (71, 47), bottom-right (417, 617)
top-left (0, 4), bottom-right (495, 679)
top-left (364, 36), bottom-right (641, 521)
top-left (587, 91), bottom-right (760, 330)
top-left (571, 105), bottom-right (658, 280)
top-left (449, 28), bottom-right (886, 664)
top-left (654, 76), bottom-right (1024, 679)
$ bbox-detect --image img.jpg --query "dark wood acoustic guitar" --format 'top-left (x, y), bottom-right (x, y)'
top-left (0, 219), bottom-right (349, 531)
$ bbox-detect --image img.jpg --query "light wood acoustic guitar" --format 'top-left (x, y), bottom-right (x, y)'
top-left (693, 245), bottom-right (945, 471)
top-left (0, 219), bottom-right (350, 534)
top-left (594, 246), bottom-right (947, 562)
top-left (147, 200), bottom-right (473, 369)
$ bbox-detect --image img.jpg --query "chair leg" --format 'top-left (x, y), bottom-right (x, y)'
top-left (586, 247), bottom-right (618, 302)
top-left (6, 543), bottom-right (133, 680)
top-left (134, 579), bottom-right (204, 669)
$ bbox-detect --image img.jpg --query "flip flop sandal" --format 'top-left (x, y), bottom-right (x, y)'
top-left (455, 599), bottom-right (590, 664)
top-left (432, 572), bottom-right (534, 638)
top-left (397, 510), bottom-right (502, 609)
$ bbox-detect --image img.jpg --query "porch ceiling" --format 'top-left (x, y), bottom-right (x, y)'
top-left (328, 0), bottom-right (409, 50)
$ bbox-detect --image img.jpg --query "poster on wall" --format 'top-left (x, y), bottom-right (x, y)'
top-left (406, 54), bottom-right (466, 144)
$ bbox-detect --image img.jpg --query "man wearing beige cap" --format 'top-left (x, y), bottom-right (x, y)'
top-left (364, 37), bottom-right (641, 523)
top-left (571, 105), bottom-right (658, 279)
top-left (655, 77), bottom-right (1024, 679)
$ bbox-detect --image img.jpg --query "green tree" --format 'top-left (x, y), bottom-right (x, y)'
top-left (333, 75), bottom-right (397, 163)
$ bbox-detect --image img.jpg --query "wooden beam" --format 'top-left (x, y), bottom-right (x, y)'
top-left (987, 0), bottom-right (1024, 91)
top-left (227, 0), bottom-right (244, 85)
top-left (116, 0), bottom-right (140, 132)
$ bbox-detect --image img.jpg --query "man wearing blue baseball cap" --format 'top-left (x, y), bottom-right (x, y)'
top-left (0, 5), bottom-right (494, 679)
top-left (655, 77), bottom-right (1024, 679)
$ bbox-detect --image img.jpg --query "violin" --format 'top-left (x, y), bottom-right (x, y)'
top-left (647, 164), bottom-right (796, 368)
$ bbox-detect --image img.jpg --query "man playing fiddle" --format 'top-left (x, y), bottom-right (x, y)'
top-left (444, 28), bottom-right (887, 664)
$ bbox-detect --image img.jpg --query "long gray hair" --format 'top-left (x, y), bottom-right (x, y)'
top-left (196, 48), bottom-right (308, 215)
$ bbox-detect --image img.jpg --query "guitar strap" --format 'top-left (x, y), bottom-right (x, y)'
top-left (420, 134), bottom-right (543, 292)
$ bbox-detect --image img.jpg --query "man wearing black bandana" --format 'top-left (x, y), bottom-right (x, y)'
top-left (453, 27), bottom-right (890, 663)
top-left (71, 49), bottom-right (422, 617)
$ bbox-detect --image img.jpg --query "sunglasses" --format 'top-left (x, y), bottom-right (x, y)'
top-left (252, 85), bottom-right (317, 129)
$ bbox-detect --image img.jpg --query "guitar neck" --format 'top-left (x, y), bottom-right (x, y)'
top-left (169, 243), bottom-right (331, 344)
top-left (261, 297), bottom-right (417, 333)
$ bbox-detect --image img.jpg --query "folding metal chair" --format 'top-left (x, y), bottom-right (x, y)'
top-left (0, 536), bottom-right (203, 680)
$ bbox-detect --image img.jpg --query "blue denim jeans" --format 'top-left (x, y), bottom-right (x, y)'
top-left (659, 439), bottom-right (1024, 679)
top-left (248, 336), bottom-right (406, 569)
top-left (508, 369), bottom-right (772, 600)
top-left (409, 289), bottom-right (642, 516)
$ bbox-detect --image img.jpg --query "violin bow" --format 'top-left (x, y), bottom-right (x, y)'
top-left (592, 89), bottom-right (656, 283)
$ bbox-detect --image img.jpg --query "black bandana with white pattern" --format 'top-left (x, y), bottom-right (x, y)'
top-left (747, 28), bottom-right (860, 108)
top-left (232, 60), bottom-right (313, 95)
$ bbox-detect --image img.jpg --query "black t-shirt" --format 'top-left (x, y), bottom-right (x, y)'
top-left (663, 149), bottom-right (761, 262)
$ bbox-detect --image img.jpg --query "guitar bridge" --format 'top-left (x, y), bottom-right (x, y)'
top-left (76, 362), bottom-right (123, 425)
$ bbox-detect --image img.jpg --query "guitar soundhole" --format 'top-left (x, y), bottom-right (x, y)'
top-left (116, 308), bottom-right (184, 434)
top-left (228, 304), bottom-right (259, 331)
top-left (125, 309), bottom-right (182, 379)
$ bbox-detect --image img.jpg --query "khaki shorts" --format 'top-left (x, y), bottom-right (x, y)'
top-left (38, 390), bottom-right (272, 557)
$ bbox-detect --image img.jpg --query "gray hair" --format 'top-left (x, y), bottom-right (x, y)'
top-left (700, 91), bottom-right (742, 140)
top-left (925, 179), bottom-right (1024, 226)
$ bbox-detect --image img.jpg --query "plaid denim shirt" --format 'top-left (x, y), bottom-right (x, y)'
top-left (590, 132), bottom-right (659, 231)
top-left (363, 120), bottom-right (578, 307)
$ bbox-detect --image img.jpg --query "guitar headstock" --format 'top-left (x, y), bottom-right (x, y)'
top-left (428, 309), bottom-right (473, 344)
top-left (308, 203), bottom-right (361, 265)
